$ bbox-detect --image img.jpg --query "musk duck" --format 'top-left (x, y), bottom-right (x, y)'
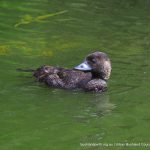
top-left (33, 51), bottom-right (111, 92)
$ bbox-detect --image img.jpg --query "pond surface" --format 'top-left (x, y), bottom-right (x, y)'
top-left (0, 0), bottom-right (150, 149)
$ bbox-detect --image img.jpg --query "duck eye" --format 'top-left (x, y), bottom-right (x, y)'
top-left (91, 59), bottom-right (96, 64)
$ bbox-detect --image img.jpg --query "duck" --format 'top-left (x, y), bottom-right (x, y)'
top-left (33, 51), bottom-right (111, 92)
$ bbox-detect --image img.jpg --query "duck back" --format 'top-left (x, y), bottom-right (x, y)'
top-left (33, 66), bottom-right (92, 89)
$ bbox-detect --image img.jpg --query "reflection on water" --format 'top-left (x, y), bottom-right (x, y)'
top-left (0, 0), bottom-right (150, 149)
top-left (93, 94), bottom-right (116, 116)
top-left (74, 94), bottom-right (115, 123)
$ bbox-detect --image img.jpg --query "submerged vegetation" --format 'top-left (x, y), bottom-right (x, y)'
top-left (14, 10), bottom-right (68, 27)
top-left (0, 45), bottom-right (9, 55)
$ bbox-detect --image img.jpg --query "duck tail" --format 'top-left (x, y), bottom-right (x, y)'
top-left (16, 68), bottom-right (35, 72)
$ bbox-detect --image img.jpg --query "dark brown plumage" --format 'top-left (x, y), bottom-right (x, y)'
top-left (33, 51), bottom-right (111, 92)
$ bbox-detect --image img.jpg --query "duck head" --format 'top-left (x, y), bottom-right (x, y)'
top-left (74, 51), bottom-right (111, 80)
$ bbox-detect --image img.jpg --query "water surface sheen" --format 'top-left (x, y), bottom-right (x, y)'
top-left (0, 0), bottom-right (150, 149)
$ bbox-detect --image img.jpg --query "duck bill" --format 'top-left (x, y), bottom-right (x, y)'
top-left (74, 61), bottom-right (92, 71)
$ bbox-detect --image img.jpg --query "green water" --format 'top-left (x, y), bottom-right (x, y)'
top-left (0, 0), bottom-right (150, 149)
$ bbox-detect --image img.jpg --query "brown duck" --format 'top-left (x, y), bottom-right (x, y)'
top-left (32, 51), bottom-right (111, 92)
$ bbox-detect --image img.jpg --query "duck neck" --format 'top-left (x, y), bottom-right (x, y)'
top-left (92, 71), bottom-right (106, 81)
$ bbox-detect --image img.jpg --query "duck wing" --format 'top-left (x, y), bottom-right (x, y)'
top-left (56, 69), bottom-right (92, 89)
top-left (33, 66), bottom-right (92, 90)
top-left (33, 65), bottom-right (60, 82)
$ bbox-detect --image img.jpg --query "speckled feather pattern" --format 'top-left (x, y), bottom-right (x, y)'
top-left (33, 52), bottom-right (111, 92)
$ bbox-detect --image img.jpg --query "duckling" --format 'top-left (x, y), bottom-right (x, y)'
top-left (33, 51), bottom-right (111, 92)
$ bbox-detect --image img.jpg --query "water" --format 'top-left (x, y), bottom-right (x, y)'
top-left (0, 0), bottom-right (150, 149)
